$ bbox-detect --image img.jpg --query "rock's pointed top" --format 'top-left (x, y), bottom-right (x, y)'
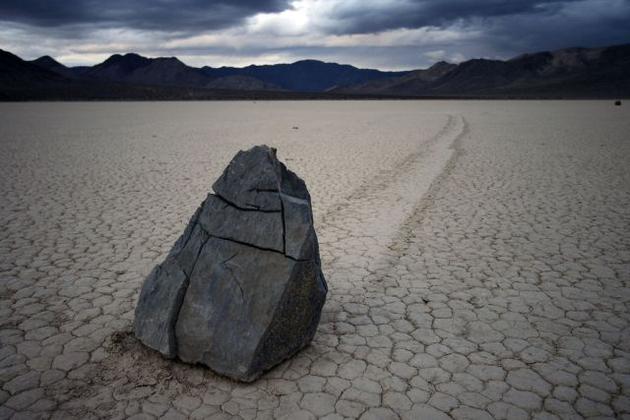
top-left (212, 145), bottom-right (309, 211)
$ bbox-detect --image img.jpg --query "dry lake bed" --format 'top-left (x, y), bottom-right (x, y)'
top-left (1, 100), bottom-right (629, 419)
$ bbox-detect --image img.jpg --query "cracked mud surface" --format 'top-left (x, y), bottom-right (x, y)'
top-left (1, 101), bottom-right (629, 419)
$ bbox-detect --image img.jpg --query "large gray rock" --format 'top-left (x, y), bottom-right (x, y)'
top-left (134, 145), bottom-right (327, 382)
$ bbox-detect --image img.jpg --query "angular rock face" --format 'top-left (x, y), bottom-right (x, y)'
top-left (134, 145), bottom-right (327, 382)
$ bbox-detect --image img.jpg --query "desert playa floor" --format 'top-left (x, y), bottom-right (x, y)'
top-left (0, 101), bottom-right (629, 420)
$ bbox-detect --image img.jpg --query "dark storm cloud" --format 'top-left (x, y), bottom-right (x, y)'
top-left (0, 0), bottom-right (589, 33)
top-left (0, 0), bottom-right (290, 30)
top-left (1, 0), bottom-right (629, 69)
top-left (482, 3), bottom-right (630, 56)
top-left (325, 0), bottom-right (583, 34)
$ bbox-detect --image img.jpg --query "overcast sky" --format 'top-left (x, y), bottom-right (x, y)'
top-left (1, 0), bottom-right (629, 70)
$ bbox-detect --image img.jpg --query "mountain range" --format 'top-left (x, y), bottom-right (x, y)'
top-left (1, 43), bottom-right (629, 100)
top-left (25, 52), bottom-right (406, 93)
top-left (334, 44), bottom-right (630, 97)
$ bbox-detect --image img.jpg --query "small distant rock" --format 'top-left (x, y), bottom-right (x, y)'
top-left (615, 100), bottom-right (622, 106)
top-left (134, 145), bottom-right (327, 382)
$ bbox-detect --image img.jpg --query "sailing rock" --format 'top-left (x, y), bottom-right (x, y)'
top-left (134, 145), bottom-right (327, 382)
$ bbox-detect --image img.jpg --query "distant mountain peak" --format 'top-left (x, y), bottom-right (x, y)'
top-left (95, 53), bottom-right (152, 76)
top-left (29, 55), bottom-right (85, 79)
top-left (292, 59), bottom-right (358, 70)
top-left (32, 55), bottom-right (66, 68)
top-left (153, 56), bottom-right (186, 65)
top-left (34, 55), bottom-right (59, 63)
top-left (427, 61), bottom-right (457, 74)
top-left (0, 49), bottom-right (68, 88)
top-left (102, 52), bottom-right (149, 65)
top-left (429, 60), bottom-right (451, 68)
top-left (98, 53), bottom-right (190, 71)
top-left (293, 59), bottom-right (326, 64)
top-left (119, 52), bottom-right (146, 60)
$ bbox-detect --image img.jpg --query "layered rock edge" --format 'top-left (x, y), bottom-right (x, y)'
top-left (134, 145), bottom-right (327, 382)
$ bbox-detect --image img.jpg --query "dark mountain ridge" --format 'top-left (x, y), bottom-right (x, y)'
top-left (336, 44), bottom-right (630, 97)
top-left (81, 53), bottom-right (210, 87)
top-left (337, 61), bottom-right (458, 95)
top-left (3, 43), bottom-right (630, 99)
top-left (0, 50), bottom-right (294, 100)
top-left (30, 55), bottom-right (90, 78)
top-left (28, 52), bottom-right (405, 92)
top-left (201, 60), bottom-right (408, 92)
top-left (1, 50), bottom-right (68, 87)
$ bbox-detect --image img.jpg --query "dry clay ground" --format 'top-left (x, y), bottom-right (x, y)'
top-left (1, 101), bottom-right (629, 419)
